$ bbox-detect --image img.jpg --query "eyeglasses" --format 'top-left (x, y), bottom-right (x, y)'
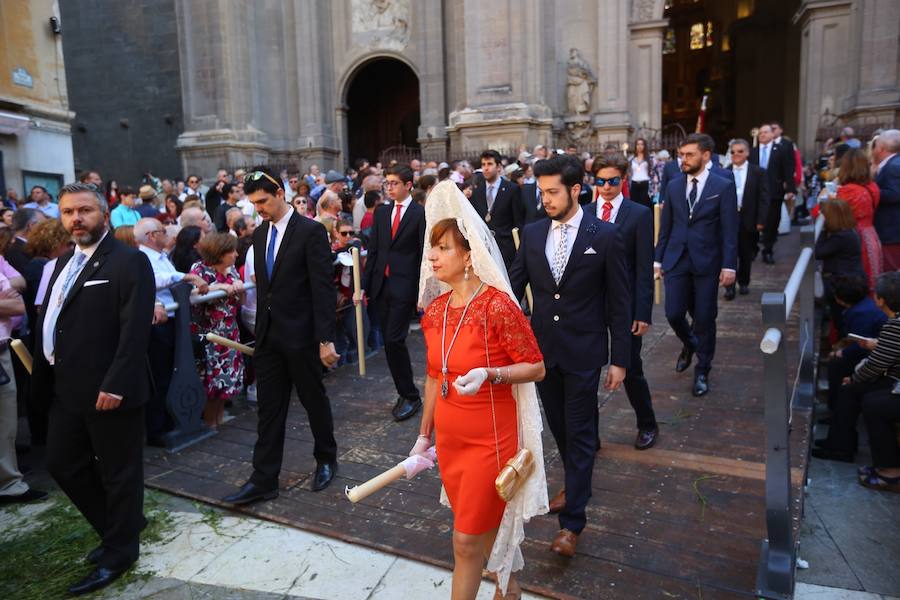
top-left (244, 171), bottom-right (282, 188)
top-left (338, 231), bottom-right (353, 237)
top-left (384, 180), bottom-right (406, 188)
top-left (595, 177), bottom-right (622, 187)
top-left (149, 229), bottom-right (165, 236)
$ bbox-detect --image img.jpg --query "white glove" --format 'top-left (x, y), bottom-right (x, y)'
top-left (409, 435), bottom-right (431, 457)
top-left (453, 367), bottom-right (489, 396)
top-left (401, 451), bottom-right (436, 480)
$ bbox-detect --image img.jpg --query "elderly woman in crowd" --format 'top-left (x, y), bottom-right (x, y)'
top-left (189, 233), bottom-right (245, 428)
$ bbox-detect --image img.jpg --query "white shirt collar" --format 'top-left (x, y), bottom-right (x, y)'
top-left (75, 230), bottom-right (109, 259)
top-left (139, 244), bottom-right (167, 261)
top-left (732, 161), bottom-right (747, 171)
top-left (599, 193), bottom-right (623, 207)
top-left (688, 167), bottom-right (710, 187)
top-left (774, 136), bottom-right (782, 144)
top-left (272, 206), bottom-right (293, 229)
top-left (878, 153), bottom-right (896, 173)
top-left (554, 205), bottom-right (584, 230)
top-left (395, 195), bottom-right (412, 209)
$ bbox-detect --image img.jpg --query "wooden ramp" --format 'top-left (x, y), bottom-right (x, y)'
top-left (145, 232), bottom-right (811, 600)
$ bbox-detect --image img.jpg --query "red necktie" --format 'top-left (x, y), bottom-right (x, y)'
top-left (601, 201), bottom-right (612, 222)
top-left (385, 203), bottom-right (404, 277)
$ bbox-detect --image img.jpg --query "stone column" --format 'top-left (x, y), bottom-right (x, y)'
top-left (174, 0), bottom-right (269, 177)
top-left (793, 0), bottom-right (854, 158)
top-left (416, 0), bottom-right (448, 162)
top-left (628, 19), bottom-right (667, 136)
top-left (590, 0), bottom-right (632, 143)
top-left (843, 0), bottom-right (900, 126)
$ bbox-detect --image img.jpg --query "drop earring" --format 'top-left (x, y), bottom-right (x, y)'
top-left (464, 265), bottom-right (470, 281)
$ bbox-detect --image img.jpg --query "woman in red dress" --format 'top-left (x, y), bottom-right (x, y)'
top-left (836, 149), bottom-right (883, 290)
top-left (412, 214), bottom-right (545, 600)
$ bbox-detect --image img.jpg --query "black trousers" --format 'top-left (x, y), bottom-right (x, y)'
top-left (761, 197), bottom-right (784, 253)
top-left (146, 321), bottom-right (175, 439)
top-left (826, 378), bottom-right (892, 453)
top-left (664, 256), bottom-right (718, 376)
top-left (826, 354), bottom-right (859, 411)
top-left (736, 228), bottom-right (760, 287)
top-left (537, 365), bottom-right (601, 535)
top-left (630, 180), bottom-right (651, 209)
top-left (46, 402), bottom-right (145, 570)
top-left (251, 341), bottom-right (337, 488)
top-left (862, 389), bottom-right (900, 468)
top-left (376, 281), bottom-right (420, 401)
top-left (623, 334), bottom-right (657, 431)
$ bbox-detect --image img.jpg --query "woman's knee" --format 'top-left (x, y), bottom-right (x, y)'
top-left (452, 530), bottom-right (484, 561)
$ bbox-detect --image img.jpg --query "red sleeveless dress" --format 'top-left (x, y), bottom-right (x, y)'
top-left (422, 286), bottom-right (543, 534)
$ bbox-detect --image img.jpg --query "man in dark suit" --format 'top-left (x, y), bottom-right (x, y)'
top-left (750, 124), bottom-right (795, 264)
top-left (771, 122), bottom-right (803, 221)
top-left (5, 208), bottom-right (44, 273)
top-left (586, 155), bottom-right (658, 450)
top-left (32, 183), bottom-right (155, 595)
top-left (222, 168), bottom-right (339, 506)
top-left (470, 150), bottom-right (523, 268)
top-left (658, 154), bottom-right (681, 205)
top-left (521, 181), bottom-right (546, 224)
top-left (726, 139), bottom-right (770, 299)
top-left (873, 129), bottom-right (900, 271)
top-left (656, 133), bottom-right (739, 397)
top-left (363, 164), bottom-right (426, 421)
top-left (509, 155), bottom-right (631, 558)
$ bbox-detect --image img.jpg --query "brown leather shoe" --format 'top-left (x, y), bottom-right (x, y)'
top-left (548, 488), bottom-right (566, 514)
top-left (550, 528), bottom-right (578, 557)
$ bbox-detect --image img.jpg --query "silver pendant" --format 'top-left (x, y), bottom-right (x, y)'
top-left (441, 379), bottom-right (449, 398)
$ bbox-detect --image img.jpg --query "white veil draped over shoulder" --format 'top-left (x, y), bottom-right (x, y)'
top-left (417, 181), bottom-right (549, 593)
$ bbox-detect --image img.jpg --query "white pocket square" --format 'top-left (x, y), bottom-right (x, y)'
top-left (583, 247), bottom-right (597, 255)
top-left (83, 279), bottom-right (109, 287)
top-left (706, 194), bottom-right (720, 200)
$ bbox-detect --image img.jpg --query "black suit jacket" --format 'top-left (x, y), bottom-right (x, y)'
top-left (253, 211), bottom-right (335, 349)
top-left (658, 159), bottom-right (681, 205)
top-left (521, 182), bottom-right (546, 224)
top-left (363, 200), bottom-right (426, 304)
top-left (31, 233), bottom-right (155, 413)
top-left (470, 178), bottom-right (523, 266)
top-left (509, 209), bottom-right (631, 371)
top-left (5, 237), bottom-right (30, 274)
top-left (585, 200), bottom-right (654, 324)
top-left (750, 142), bottom-right (796, 199)
top-left (728, 163), bottom-right (770, 232)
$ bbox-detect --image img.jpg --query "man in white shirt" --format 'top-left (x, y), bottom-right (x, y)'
top-left (726, 140), bottom-right (769, 299)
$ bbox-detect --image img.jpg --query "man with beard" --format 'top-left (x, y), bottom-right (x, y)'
top-left (655, 134), bottom-right (739, 396)
top-left (32, 183), bottom-right (155, 595)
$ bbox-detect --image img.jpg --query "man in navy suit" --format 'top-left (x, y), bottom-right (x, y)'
top-left (521, 180), bottom-right (546, 224)
top-left (470, 150), bottom-right (523, 268)
top-left (509, 155), bottom-right (631, 558)
top-left (586, 155), bottom-right (658, 450)
top-left (659, 154), bottom-right (681, 205)
top-left (873, 129), bottom-right (900, 271)
top-left (363, 164), bottom-right (426, 422)
top-left (750, 124), bottom-right (795, 264)
top-left (655, 133), bottom-right (739, 396)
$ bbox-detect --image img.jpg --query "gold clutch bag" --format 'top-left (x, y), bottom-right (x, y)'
top-left (495, 448), bottom-right (534, 502)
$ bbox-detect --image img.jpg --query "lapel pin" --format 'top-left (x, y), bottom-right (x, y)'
top-left (93, 261), bottom-right (99, 267)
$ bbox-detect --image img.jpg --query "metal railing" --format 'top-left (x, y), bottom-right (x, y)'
top-left (755, 217), bottom-right (823, 599)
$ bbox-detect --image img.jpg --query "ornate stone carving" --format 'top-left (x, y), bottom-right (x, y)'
top-left (565, 119), bottom-right (593, 144)
top-left (351, 0), bottom-right (410, 51)
top-left (632, 0), bottom-right (658, 22)
top-left (566, 48), bottom-right (596, 115)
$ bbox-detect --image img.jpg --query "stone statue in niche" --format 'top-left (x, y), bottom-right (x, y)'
top-left (566, 120), bottom-right (593, 145)
top-left (351, 0), bottom-right (410, 51)
top-left (566, 48), bottom-right (596, 115)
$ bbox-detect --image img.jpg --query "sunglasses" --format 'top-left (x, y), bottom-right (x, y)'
top-left (244, 171), bottom-right (282, 188)
top-left (338, 231), bottom-right (353, 237)
top-left (595, 177), bottom-right (622, 187)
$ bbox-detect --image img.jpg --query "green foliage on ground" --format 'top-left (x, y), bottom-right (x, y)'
top-left (0, 490), bottom-right (175, 599)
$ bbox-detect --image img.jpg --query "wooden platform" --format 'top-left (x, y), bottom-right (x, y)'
top-left (145, 232), bottom-right (811, 600)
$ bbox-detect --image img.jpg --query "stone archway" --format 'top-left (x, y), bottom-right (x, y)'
top-left (344, 57), bottom-right (421, 165)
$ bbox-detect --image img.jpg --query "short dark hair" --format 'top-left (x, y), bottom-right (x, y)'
top-left (681, 133), bottom-right (715, 154)
top-left (480, 150), bottom-right (502, 165)
top-left (385, 164), bottom-right (414, 185)
top-left (221, 183), bottom-right (235, 197)
top-left (363, 190), bottom-right (380, 209)
top-left (533, 154), bottom-right (584, 188)
top-left (12, 208), bottom-right (42, 232)
top-left (592, 154), bottom-right (628, 178)
top-left (243, 166), bottom-right (283, 196)
top-left (876, 272), bottom-right (900, 313)
top-left (833, 275), bottom-right (869, 306)
top-left (58, 182), bottom-right (108, 214)
top-left (77, 170), bottom-right (98, 183)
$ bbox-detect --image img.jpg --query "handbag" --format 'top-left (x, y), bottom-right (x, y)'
top-left (482, 307), bottom-right (534, 502)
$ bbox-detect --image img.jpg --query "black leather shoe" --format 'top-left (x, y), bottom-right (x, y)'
top-left (739, 285), bottom-right (750, 295)
top-left (692, 374), bottom-right (709, 397)
top-left (811, 447), bottom-right (854, 463)
top-left (312, 462), bottom-right (337, 492)
top-left (724, 285), bottom-right (736, 301)
top-left (68, 565), bottom-right (130, 596)
top-left (634, 427), bottom-right (659, 450)
top-left (86, 545), bottom-right (104, 564)
top-left (221, 481), bottom-right (278, 505)
top-left (0, 488), bottom-right (47, 505)
top-left (392, 397), bottom-right (422, 422)
top-left (762, 252), bottom-right (775, 265)
top-left (675, 346), bottom-right (694, 373)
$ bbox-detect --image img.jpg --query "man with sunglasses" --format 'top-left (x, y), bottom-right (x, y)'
top-left (222, 167), bottom-right (339, 506)
top-left (586, 155), bottom-right (659, 450)
top-left (363, 164), bottom-right (425, 422)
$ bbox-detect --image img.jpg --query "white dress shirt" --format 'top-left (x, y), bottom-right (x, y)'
top-left (390, 195), bottom-right (413, 226)
top-left (265, 206), bottom-right (294, 264)
top-left (878, 153), bottom-right (896, 175)
top-left (596, 193), bottom-right (624, 223)
top-left (545, 206), bottom-right (584, 268)
top-left (732, 163), bottom-right (748, 210)
top-left (630, 158), bottom-right (650, 182)
top-left (139, 244), bottom-right (186, 312)
top-left (686, 167), bottom-right (711, 205)
top-left (43, 231), bottom-right (108, 364)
